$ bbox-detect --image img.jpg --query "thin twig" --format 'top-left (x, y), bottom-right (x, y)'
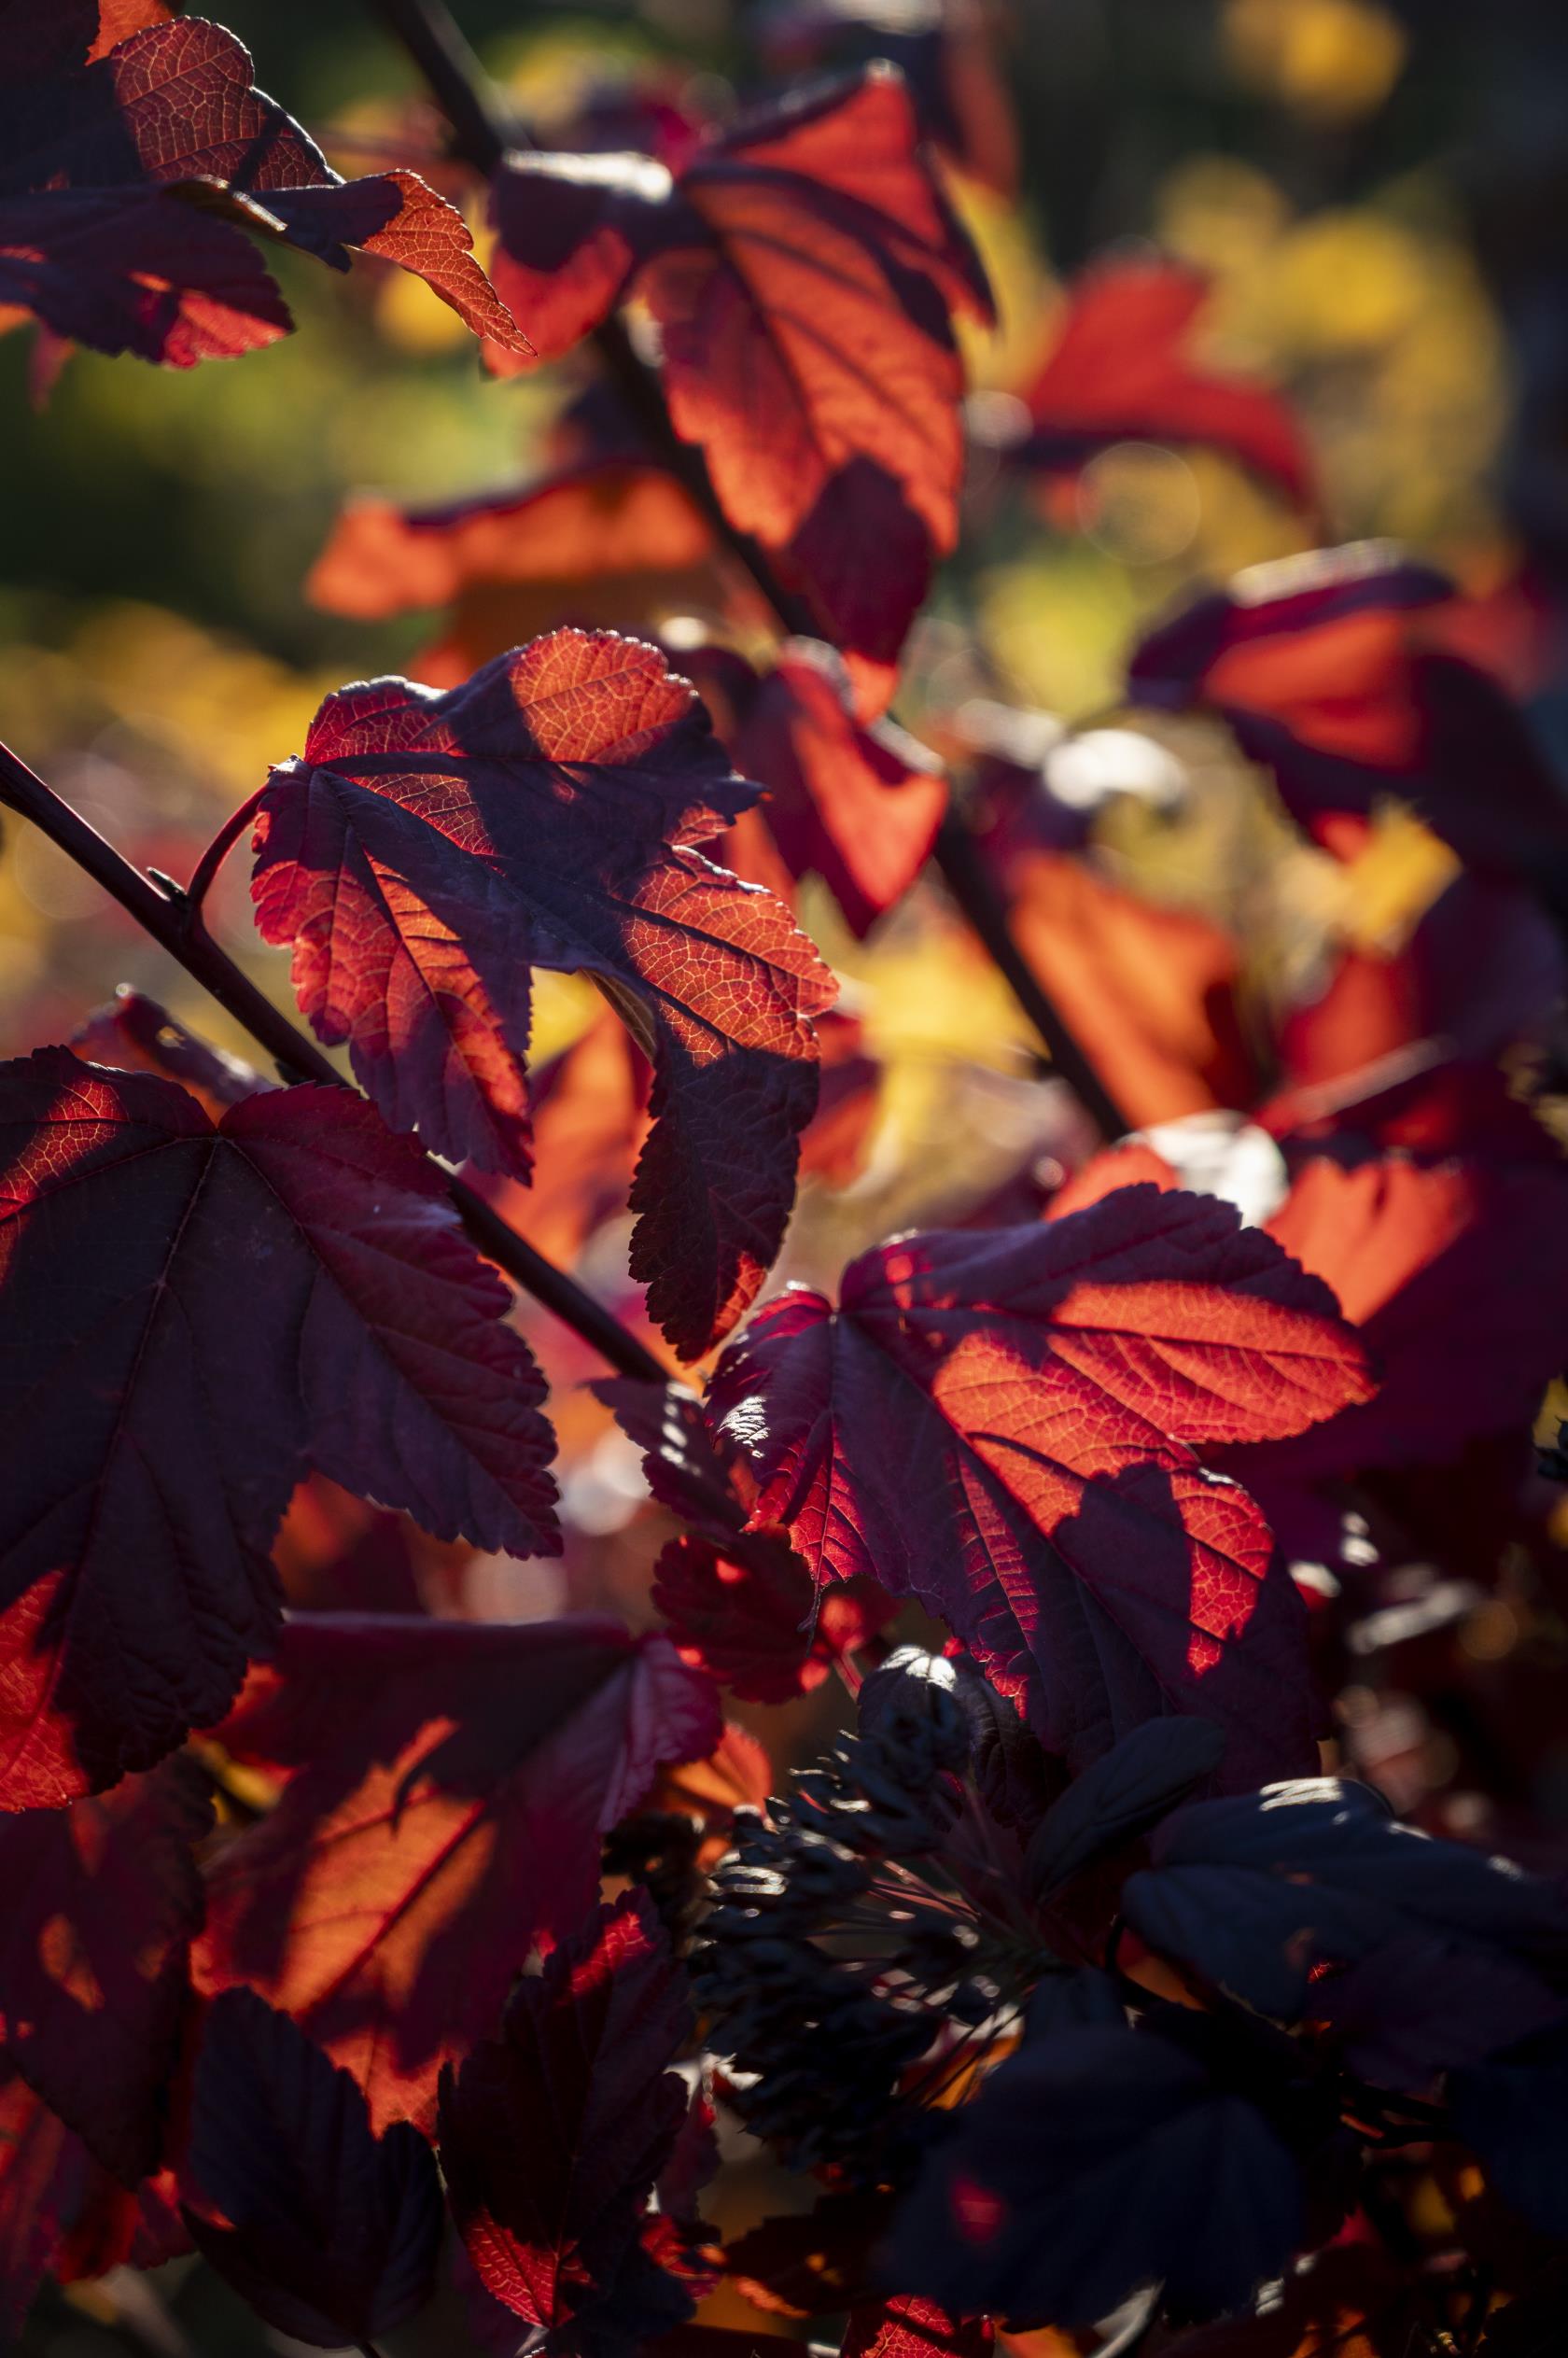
top-left (0, 739), bottom-right (669, 1384)
top-left (366, 0), bottom-right (1131, 1141)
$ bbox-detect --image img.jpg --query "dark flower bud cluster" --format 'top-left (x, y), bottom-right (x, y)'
top-left (693, 1650), bottom-right (1043, 2174)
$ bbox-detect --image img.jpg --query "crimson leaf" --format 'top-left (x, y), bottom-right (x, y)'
top-left (1015, 257), bottom-right (1313, 505)
top-left (438, 1891), bottom-right (696, 2352)
top-left (706, 1187), bottom-right (1372, 1784)
top-left (252, 628), bottom-right (835, 1358)
top-left (195, 1615), bottom-right (719, 2130)
top-left (180, 1987), bottom-right (442, 2350)
top-left (0, 1759), bottom-right (209, 2182)
top-left (488, 67), bottom-right (991, 568)
top-left (0, 1049), bottom-right (557, 1806)
top-left (0, 9), bottom-right (526, 367)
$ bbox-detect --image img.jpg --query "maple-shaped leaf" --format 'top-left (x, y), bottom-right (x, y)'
top-left (1013, 256), bottom-right (1313, 506)
top-left (488, 68), bottom-right (991, 559)
top-left (195, 1616), bottom-right (719, 2130)
top-left (180, 1988), bottom-right (442, 2350)
top-left (692, 639), bottom-right (948, 937)
top-left (0, 1759), bottom-right (208, 2183)
top-left (439, 1891), bottom-right (697, 2353)
top-left (0, 9), bottom-right (526, 369)
top-left (1129, 544), bottom-right (1568, 892)
top-left (309, 464), bottom-right (724, 691)
top-left (706, 1190), bottom-right (1372, 1783)
top-left (252, 629), bottom-right (835, 1359)
top-left (0, 1049), bottom-right (557, 1807)
top-left (1054, 1103), bottom-right (1568, 1481)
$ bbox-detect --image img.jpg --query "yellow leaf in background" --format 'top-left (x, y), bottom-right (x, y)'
top-left (374, 262), bottom-right (472, 355)
top-left (1224, 0), bottom-right (1407, 125)
top-left (1329, 804), bottom-right (1461, 952)
top-left (947, 175), bottom-right (1057, 395)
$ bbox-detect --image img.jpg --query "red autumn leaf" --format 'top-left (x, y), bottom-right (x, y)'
top-left (251, 628), bottom-right (835, 1358)
top-left (0, 12), bottom-right (526, 370)
top-left (194, 1615), bottom-right (719, 2131)
top-left (696, 639), bottom-right (948, 937)
top-left (706, 1190), bottom-right (1373, 1783)
top-left (768, 456), bottom-right (939, 720)
top-left (0, 1049), bottom-right (557, 1807)
top-left (488, 66), bottom-right (991, 557)
top-left (652, 1533), bottom-right (894, 1703)
top-left (438, 1891), bottom-right (698, 2348)
top-left (1055, 1088), bottom-right (1568, 1481)
top-left (1128, 544), bottom-right (1568, 891)
top-left (308, 464), bottom-right (725, 690)
top-left (1015, 256), bottom-right (1313, 507)
top-left (1248, 1151), bottom-right (1568, 1479)
top-left (470, 1008), bottom-right (651, 1273)
top-left (597, 1369), bottom-right (895, 1698)
top-left (1007, 849), bottom-right (1257, 1128)
top-left (180, 1988), bottom-right (443, 2351)
top-left (0, 1759), bottom-right (208, 2183)
top-left (71, 987), bottom-right (268, 1121)
top-left (841, 2295), bottom-right (993, 2358)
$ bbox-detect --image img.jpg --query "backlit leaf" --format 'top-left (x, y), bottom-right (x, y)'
top-left (707, 1189), bottom-right (1372, 1782)
top-left (252, 629), bottom-right (835, 1357)
top-left (0, 1051), bottom-right (557, 1806)
top-left (195, 1615), bottom-right (719, 2130)
top-left (438, 1891), bottom-right (698, 2351)
top-left (0, 10), bottom-right (525, 368)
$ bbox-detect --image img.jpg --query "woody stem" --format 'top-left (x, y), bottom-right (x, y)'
top-left (366, 0), bottom-right (1135, 1142)
top-left (0, 739), bottom-right (669, 1385)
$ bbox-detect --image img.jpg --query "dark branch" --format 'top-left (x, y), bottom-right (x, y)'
top-left (0, 740), bottom-right (669, 1386)
top-left (365, 0), bottom-right (1133, 1141)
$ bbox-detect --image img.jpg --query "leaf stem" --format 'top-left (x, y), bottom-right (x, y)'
top-left (0, 740), bottom-right (669, 1384)
top-left (364, 0), bottom-right (1131, 1141)
top-left (185, 783), bottom-right (269, 919)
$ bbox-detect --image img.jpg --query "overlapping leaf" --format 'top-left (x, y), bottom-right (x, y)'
top-left (1014, 256), bottom-right (1313, 506)
top-left (889, 2015), bottom-right (1306, 2327)
top-left (0, 1759), bottom-right (208, 2182)
top-left (1129, 544), bottom-right (1568, 895)
top-left (488, 67), bottom-right (991, 701)
top-left (0, 7), bottom-right (526, 368)
top-left (309, 464), bottom-right (723, 690)
top-left (1124, 1778), bottom-right (1568, 2086)
top-left (180, 1989), bottom-right (443, 2350)
top-left (439, 1892), bottom-right (702, 2354)
top-left (707, 1188), bottom-right (1373, 1783)
top-left (252, 629), bottom-right (835, 1357)
top-left (694, 638), bottom-right (948, 937)
top-left (195, 1615), bottom-right (719, 2130)
top-left (1063, 1105), bottom-right (1568, 1478)
top-left (0, 1051), bottom-right (556, 1807)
